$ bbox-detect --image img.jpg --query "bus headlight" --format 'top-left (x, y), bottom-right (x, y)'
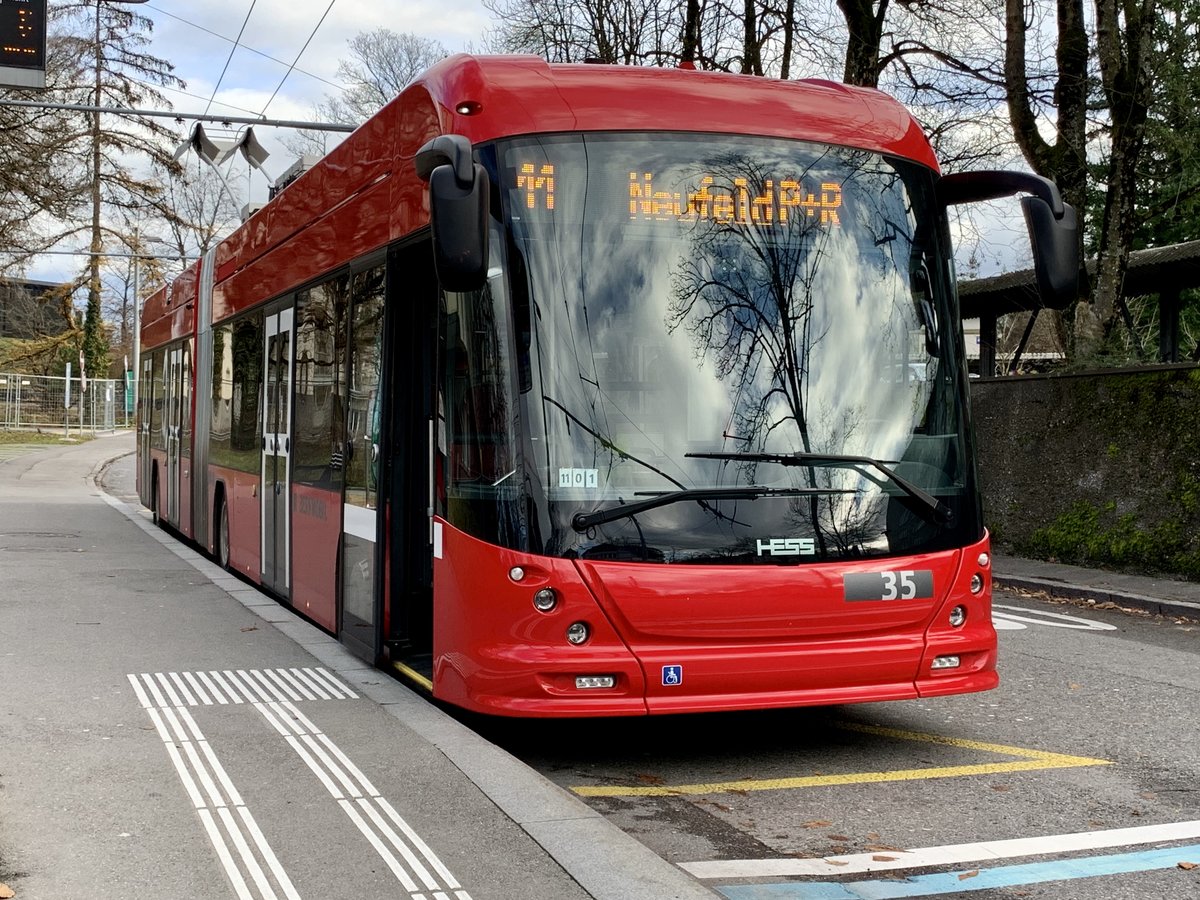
top-left (566, 622), bottom-right (590, 645)
top-left (533, 588), bottom-right (558, 612)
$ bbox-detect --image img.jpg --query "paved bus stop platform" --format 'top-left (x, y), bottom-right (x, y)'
top-left (0, 433), bottom-right (716, 900)
top-left (4, 434), bottom-right (1198, 900)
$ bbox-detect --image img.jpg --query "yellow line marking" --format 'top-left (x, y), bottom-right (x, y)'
top-left (391, 661), bottom-right (433, 692)
top-left (570, 721), bottom-right (1111, 797)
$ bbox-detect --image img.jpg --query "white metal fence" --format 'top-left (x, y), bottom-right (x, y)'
top-left (0, 372), bottom-right (132, 434)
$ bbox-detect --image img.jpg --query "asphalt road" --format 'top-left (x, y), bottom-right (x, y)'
top-left (476, 594), bottom-right (1200, 899)
top-left (73, 439), bottom-right (1200, 899)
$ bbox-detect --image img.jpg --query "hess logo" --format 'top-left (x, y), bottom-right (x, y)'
top-left (756, 537), bottom-right (816, 557)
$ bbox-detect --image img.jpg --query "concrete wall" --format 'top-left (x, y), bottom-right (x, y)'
top-left (970, 365), bottom-right (1200, 581)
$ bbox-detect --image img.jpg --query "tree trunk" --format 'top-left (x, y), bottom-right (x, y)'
top-left (1089, 0), bottom-right (1156, 352)
top-left (838, 0), bottom-right (887, 88)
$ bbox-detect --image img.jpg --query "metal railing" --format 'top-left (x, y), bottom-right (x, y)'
top-left (0, 372), bottom-right (132, 434)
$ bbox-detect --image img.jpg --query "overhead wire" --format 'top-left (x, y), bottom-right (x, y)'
top-left (260, 0), bottom-right (338, 117)
top-left (202, 0), bottom-right (258, 117)
top-left (144, 5), bottom-right (340, 91)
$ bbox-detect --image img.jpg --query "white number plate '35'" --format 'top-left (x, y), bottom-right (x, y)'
top-left (843, 570), bottom-right (934, 602)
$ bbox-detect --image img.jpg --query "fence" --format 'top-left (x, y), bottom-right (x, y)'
top-left (0, 372), bottom-right (132, 434)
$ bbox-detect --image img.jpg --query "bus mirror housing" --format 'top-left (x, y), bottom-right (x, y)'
top-left (1020, 195), bottom-right (1078, 309)
top-left (416, 134), bottom-right (490, 292)
top-left (938, 170), bottom-right (1080, 311)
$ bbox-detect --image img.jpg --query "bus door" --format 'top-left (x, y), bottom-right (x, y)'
top-left (382, 242), bottom-right (436, 671)
top-left (164, 345), bottom-right (183, 526)
top-left (262, 306), bottom-right (294, 597)
top-left (138, 355), bottom-right (153, 507)
top-left (340, 266), bottom-right (385, 660)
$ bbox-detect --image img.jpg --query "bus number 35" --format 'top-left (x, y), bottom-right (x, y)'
top-left (881, 570), bottom-right (918, 600)
top-left (843, 569), bottom-right (934, 602)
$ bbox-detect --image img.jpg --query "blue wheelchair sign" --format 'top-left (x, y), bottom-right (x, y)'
top-left (662, 665), bottom-right (683, 686)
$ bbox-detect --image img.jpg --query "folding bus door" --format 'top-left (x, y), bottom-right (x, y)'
top-left (340, 267), bottom-right (385, 660)
top-left (165, 345), bottom-right (183, 527)
top-left (262, 306), bottom-right (294, 597)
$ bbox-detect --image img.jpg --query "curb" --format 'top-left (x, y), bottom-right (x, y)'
top-left (993, 574), bottom-right (1200, 622)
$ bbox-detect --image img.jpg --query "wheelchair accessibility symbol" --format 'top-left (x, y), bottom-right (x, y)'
top-left (662, 665), bottom-right (683, 686)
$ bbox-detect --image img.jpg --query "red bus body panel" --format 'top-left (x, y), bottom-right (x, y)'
top-left (433, 519), bottom-right (995, 716)
top-left (290, 483), bottom-right (341, 631)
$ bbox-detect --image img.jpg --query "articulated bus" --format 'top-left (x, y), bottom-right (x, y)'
top-left (138, 54), bottom-right (1077, 716)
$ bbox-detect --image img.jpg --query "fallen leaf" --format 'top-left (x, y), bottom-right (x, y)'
top-left (0, 882), bottom-right (13, 898)
top-left (240, 625), bottom-right (258, 632)
top-left (824, 859), bottom-right (849, 867)
top-left (635, 773), bottom-right (664, 785)
top-left (872, 855), bottom-right (897, 862)
top-left (1179, 861), bottom-right (1198, 870)
top-left (828, 834), bottom-right (851, 842)
top-left (992, 784), bottom-right (1011, 792)
top-left (959, 870), bottom-right (979, 881)
top-left (801, 820), bottom-right (833, 829)
top-left (866, 844), bottom-right (904, 853)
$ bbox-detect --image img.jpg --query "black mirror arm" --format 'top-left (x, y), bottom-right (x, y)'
top-left (937, 170), bottom-right (1065, 220)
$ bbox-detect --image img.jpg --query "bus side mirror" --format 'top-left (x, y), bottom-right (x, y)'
top-left (938, 170), bottom-right (1080, 311)
top-left (1021, 195), bottom-right (1079, 309)
top-left (416, 134), bottom-right (490, 292)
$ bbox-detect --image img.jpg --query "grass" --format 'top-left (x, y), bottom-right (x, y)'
top-left (0, 429), bottom-right (93, 445)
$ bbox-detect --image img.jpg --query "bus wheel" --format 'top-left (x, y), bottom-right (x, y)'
top-left (216, 497), bottom-right (231, 571)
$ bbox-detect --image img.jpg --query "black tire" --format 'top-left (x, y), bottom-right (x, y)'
top-left (216, 497), bottom-right (231, 571)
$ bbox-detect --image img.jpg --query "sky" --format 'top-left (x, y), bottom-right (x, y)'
top-left (25, 0), bottom-right (494, 284)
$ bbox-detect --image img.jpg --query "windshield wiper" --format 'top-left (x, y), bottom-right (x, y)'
top-left (571, 486), bottom-right (855, 532)
top-left (685, 451), bottom-right (955, 527)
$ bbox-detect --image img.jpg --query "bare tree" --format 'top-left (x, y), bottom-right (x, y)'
top-left (0, 33), bottom-right (89, 272)
top-left (51, 1), bottom-right (184, 381)
top-left (286, 30), bottom-right (447, 159)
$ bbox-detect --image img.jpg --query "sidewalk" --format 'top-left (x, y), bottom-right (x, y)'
top-left (0, 433), bottom-right (716, 900)
top-left (993, 554), bottom-right (1200, 620)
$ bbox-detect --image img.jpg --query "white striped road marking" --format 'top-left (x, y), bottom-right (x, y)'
top-left (133, 669), bottom-right (468, 900)
top-left (680, 818), bottom-right (1200, 880)
top-left (993, 604), bottom-right (1119, 631)
top-left (129, 674), bottom-right (301, 900)
top-left (249, 696), bottom-right (470, 899)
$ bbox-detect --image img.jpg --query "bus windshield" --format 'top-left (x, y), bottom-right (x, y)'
top-left (475, 132), bottom-right (977, 564)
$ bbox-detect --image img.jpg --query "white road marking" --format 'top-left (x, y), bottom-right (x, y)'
top-left (131, 670), bottom-right (470, 900)
top-left (207, 670), bottom-right (243, 703)
top-left (680, 819), bottom-right (1200, 879)
top-left (128, 673), bottom-right (302, 899)
top-left (993, 604), bottom-right (1119, 631)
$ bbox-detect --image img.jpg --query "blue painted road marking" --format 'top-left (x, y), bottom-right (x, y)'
top-left (715, 842), bottom-right (1200, 898)
top-left (662, 665), bottom-right (683, 686)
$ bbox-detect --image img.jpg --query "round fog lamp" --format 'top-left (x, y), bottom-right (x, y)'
top-left (970, 573), bottom-right (985, 594)
top-left (566, 622), bottom-right (590, 645)
top-left (949, 605), bottom-right (967, 627)
top-left (533, 588), bottom-right (558, 612)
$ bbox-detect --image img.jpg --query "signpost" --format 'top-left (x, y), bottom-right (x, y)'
top-left (0, 0), bottom-right (48, 89)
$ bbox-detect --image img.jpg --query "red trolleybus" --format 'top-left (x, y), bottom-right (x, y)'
top-left (138, 54), bottom-right (1078, 716)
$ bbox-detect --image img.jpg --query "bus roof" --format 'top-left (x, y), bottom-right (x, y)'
top-left (411, 55), bottom-right (939, 170)
top-left (155, 55), bottom-right (941, 332)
